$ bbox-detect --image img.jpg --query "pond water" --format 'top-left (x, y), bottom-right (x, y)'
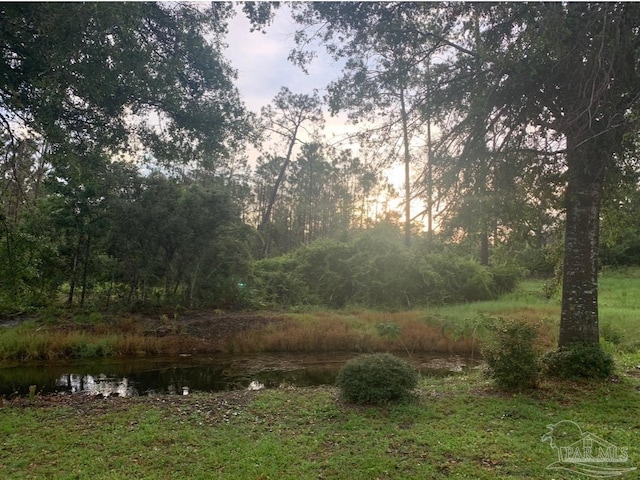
top-left (0, 353), bottom-right (478, 398)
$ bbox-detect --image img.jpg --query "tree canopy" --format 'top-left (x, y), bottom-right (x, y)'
top-left (0, 2), bottom-right (251, 163)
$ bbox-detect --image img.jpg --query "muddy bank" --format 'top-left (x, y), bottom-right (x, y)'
top-left (136, 311), bottom-right (285, 348)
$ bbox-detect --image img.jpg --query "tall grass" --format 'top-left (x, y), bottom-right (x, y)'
top-left (430, 268), bottom-right (640, 352)
top-left (224, 310), bottom-right (476, 355)
top-left (599, 267), bottom-right (640, 351)
top-left (0, 327), bottom-right (201, 361)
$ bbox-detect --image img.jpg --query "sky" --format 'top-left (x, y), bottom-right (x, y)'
top-left (224, 5), bottom-right (362, 157)
top-left (225, 5), bottom-right (326, 111)
top-left (223, 4), bottom-right (421, 221)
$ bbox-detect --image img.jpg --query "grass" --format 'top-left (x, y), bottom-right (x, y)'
top-left (1, 268), bottom-right (639, 360)
top-left (1, 268), bottom-right (639, 478)
top-left (225, 310), bottom-right (476, 355)
top-left (0, 323), bottom-right (202, 361)
top-left (225, 267), bottom-right (640, 356)
top-left (429, 268), bottom-right (640, 353)
top-left (1, 371), bottom-right (639, 479)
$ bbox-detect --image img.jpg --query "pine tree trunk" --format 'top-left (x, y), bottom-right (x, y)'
top-left (400, 87), bottom-right (412, 247)
top-left (479, 232), bottom-right (489, 266)
top-left (559, 144), bottom-right (607, 347)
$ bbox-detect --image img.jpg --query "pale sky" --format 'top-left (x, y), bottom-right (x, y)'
top-left (225, 5), bottom-right (331, 111)
top-left (224, 5), bottom-right (361, 156)
top-left (224, 4), bottom-right (424, 223)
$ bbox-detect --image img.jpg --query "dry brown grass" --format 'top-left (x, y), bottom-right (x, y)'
top-left (224, 310), bottom-right (476, 355)
top-left (0, 328), bottom-right (205, 361)
top-left (1, 310), bottom-right (479, 360)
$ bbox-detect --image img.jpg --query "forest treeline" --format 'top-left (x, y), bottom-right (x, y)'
top-left (0, 140), bottom-right (523, 312)
top-left (1, 3), bottom-right (640, 322)
top-left (2, 138), bottom-right (638, 313)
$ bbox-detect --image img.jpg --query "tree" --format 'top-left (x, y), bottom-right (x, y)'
top-left (292, 6), bottom-right (436, 246)
top-left (600, 144), bottom-right (640, 267)
top-left (36, 154), bottom-right (138, 306)
top-left (0, 2), bottom-right (250, 164)
top-left (104, 172), bottom-right (251, 308)
top-left (257, 87), bottom-right (323, 256)
top-left (291, 2), bottom-right (640, 348)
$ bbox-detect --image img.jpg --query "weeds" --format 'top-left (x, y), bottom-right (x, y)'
top-left (482, 318), bottom-right (541, 390)
top-left (0, 328), bottom-right (200, 361)
top-left (224, 312), bottom-right (475, 355)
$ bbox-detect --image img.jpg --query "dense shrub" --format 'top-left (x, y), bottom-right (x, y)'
top-left (293, 239), bottom-right (355, 307)
top-left (249, 255), bottom-right (309, 307)
top-left (489, 264), bottom-right (527, 295)
top-left (250, 228), bottom-right (523, 309)
top-left (336, 353), bottom-right (419, 404)
top-left (504, 245), bottom-right (558, 277)
top-left (482, 318), bottom-right (540, 390)
top-left (541, 344), bottom-right (614, 380)
top-left (349, 233), bottom-right (420, 308)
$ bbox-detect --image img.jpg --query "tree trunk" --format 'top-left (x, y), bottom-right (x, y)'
top-left (479, 232), bottom-right (489, 266)
top-left (67, 234), bottom-right (82, 306)
top-left (189, 258), bottom-right (202, 309)
top-left (559, 143), bottom-right (607, 347)
top-left (426, 119), bottom-right (433, 239)
top-left (80, 234), bottom-right (91, 307)
top-left (259, 126), bottom-right (299, 233)
top-left (400, 87), bottom-right (412, 247)
top-left (260, 129), bottom-right (299, 258)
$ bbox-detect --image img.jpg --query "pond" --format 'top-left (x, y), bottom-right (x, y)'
top-left (0, 353), bottom-right (479, 398)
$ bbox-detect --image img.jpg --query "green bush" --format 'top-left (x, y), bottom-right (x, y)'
top-left (541, 344), bottom-right (614, 380)
top-left (250, 228), bottom-right (524, 309)
top-left (489, 264), bottom-right (527, 295)
top-left (249, 255), bottom-right (309, 307)
top-left (336, 353), bottom-right (419, 405)
top-left (482, 318), bottom-right (540, 390)
top-left (294, 239), bottom-right (355, 308)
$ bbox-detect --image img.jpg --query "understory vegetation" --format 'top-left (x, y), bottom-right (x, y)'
top-left (1, 269), bottom-right (639, 367)
top-left (249, 227), bottom-right (525, 309)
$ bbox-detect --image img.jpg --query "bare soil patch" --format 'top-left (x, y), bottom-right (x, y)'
top-left (138, 310), bottom-right (285, 342)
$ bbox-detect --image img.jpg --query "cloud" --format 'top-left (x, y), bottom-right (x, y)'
top-left (225, 5), bottom-right (336, 112)
top-left (225, 6), bottom-right (355, 166)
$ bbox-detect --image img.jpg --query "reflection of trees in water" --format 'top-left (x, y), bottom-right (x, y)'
top-left (57, 374), bottom-right (138, 397)
top-left (57, 373), bottom-right (123, 396)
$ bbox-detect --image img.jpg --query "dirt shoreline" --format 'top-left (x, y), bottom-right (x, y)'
top-left (137, 311), bottom-right (285, 340)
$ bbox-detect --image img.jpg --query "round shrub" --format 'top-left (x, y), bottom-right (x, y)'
top-left (336, 353), bottom-right (419, 405)
top-left (482, 318), bottom-right (540, 391)
top-left (541, 344), bottom-right (614, 380)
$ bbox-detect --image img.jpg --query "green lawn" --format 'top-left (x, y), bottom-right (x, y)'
top-left (429, 268), bottom-right (640, 355)
top-left (2, 371), bottom-right (639, 479)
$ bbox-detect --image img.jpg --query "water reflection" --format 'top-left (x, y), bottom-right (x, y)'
top-left (58, 373), bottom-right (138, 397)
top-left (0, 353), bottom-right (477, 398)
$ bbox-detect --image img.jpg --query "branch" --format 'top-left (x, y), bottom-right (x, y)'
top-left (409, 27), bottom-right (477, 58)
